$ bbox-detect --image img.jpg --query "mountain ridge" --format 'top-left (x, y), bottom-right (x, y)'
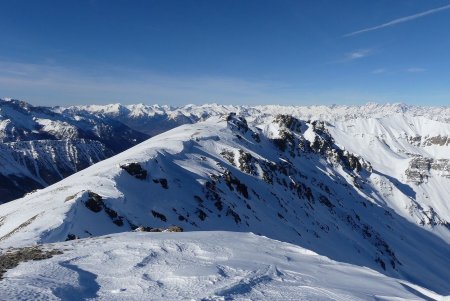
top-left (1, 112), bottom-right (449, 294)
top-left (0, 98), bottom-right (149, 203)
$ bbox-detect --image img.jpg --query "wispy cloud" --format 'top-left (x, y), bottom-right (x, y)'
top-left (341, 49), bottom-right (373, 62)
top-left (371, 68), bottom-right (387, 75)
top-left (344, 4), bottom-right (450, 37)
top-left (0, 60), bottom-right (300, 106)
top-left (406, 67), bottom-right (426, 73)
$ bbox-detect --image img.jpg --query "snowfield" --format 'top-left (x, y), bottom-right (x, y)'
top-left (1, 99), bottom-right (450, 300)
top-left (0, 231), bottom-right (445, 301)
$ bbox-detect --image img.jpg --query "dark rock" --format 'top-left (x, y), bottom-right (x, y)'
top-left (0, 247), bottom-right (63, 280)
top-left (120, 162), bottom-right (147, 180)
top-left (226, 208), bottom-right (242, 224)
top-left (65, 234), bottom-right (79, 241)
top-left (104, 206), bottom-right (124, 226)
top-left (375, 257), bottom-right (386, 270)
top-left (194, 195), bottom-right (204, 204)
top-left (404, 156), bottom-right (450, 184)
top-left (424, 135), bottom-right (450, 146)
top-left (196, 209), bottom-right (207, 221)
top-left (166, 225), bottom-right (183, 232)
top-left (238, 149), bottom-right (256, 175)
top-left (153, 178), bottom-right (168, 189)
top-left (151, 210), bottom-right (167, 222)
top-left (226, 113), bottom-right (249, 133)
top-left (133, 226), bottom-right (154, 232)
top-left (274, 115), bottom-right (302, 131)
top-left (133, 225), bottom-right (183, 232)
top-left (204, 180), bottom-right (223, 211)
top-left (83, 191), bottom-right (124, 226)
top-left (223, 170), bottom-right (249, 199)
top-left (319, 195), bottom-right (334, 209)
top-left (220, 149), bottom-right (236, 166)
top-left (84, 191), bottom-right (104, 213)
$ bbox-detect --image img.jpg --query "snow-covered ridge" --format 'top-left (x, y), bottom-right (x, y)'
top-left (0, 98), bottom-right (149, 203)
top-left (0, 98), bottom-right (148, 149)
top-left (0, 113), bottom-right (449, 294)
top-left (2, 98), bottom-right (449, 298)
top-left (0, 231), bottom-right (444, 301)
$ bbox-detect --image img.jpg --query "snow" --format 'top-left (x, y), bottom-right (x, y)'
top-left (63, 102), bottom-right (450, 128)
top-left (327, 115), bottom-right (450, 222)
top-left (1, 98), bottom-right (450, 299)
top-left (0, 114), bottom-right (449, 295)
top-left (0, 98), bottom-right (149, 202)
top-left (0, 231), bottom-right (444, 301)
top-left (35, 118), bottom-right (79, 139)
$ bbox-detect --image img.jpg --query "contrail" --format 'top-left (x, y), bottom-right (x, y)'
top-left (344, 4), bottom-right (450, 37)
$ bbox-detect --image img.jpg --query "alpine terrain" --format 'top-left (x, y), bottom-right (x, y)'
top-left (0, 101), bottom-right (449, 300)
top-left (0, 98), bottom-right (149, 203)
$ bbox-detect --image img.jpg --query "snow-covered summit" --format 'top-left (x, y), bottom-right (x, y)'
top-left (1, 231), bottom-right (444, 301)
top-left (0, 113), bottom-right (449, 294)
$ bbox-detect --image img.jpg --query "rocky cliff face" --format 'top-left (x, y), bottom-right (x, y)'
top-left (406, 156), bottom-right (450, 184)
top-left (0, 139), bottom-right (112, 203)
top-left (407, 134), bottom-right (450, 147)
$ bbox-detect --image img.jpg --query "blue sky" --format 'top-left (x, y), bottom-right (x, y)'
top-left (1, 0), bottom-right (450, 106)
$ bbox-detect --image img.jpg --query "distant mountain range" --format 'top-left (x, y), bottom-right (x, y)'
top-left (0, 98), bottom-right (150, 202)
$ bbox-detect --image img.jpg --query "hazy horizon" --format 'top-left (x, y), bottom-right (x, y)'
top-left (1, 0), bottom-right (450, 106)
top-left (3, 96), bottom-right (450, 109)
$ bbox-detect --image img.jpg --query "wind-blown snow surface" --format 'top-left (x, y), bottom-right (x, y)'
top-left (0, 114), bottom-right (449, 295)
top-left (0, 231), bottom-right (444, 301)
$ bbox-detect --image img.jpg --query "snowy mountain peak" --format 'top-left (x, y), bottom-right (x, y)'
top-left (1, 112), bottom-right (449, 294)
top-left (1, 98), bottom-right (449, 297)
top-left (0, 98), bottom-right (149, 203)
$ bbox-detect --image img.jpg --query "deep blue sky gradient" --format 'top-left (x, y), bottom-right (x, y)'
top-left (1, 0), bottom-right (450, 106)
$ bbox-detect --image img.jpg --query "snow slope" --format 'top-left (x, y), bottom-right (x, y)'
top-left (0, 231), bottom-right (445, 301)
top-left (60, 103), bottom-right (450, 224)
top-left (0, 114), bottom-right (449, 295)
top-left (3, 98), bottom-right (449, 205)
top-left (0, 139), bottom-right (111, 202)
top-left (0, 98), bottom-right (149, 203)
top-left (329, 115), bottom-right (450, 224)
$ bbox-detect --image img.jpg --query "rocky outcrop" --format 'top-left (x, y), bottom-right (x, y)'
top-left (270, 115), bottom-right (371, 174)
top-left (407, 135), bottom-right (450, 147)
top-left (133, 225), bottom-right (183, 232)
top-left (405, 156), bottom-right (450, 184)
top-left (408, 201), bottom-right (449, 227)
top-left (83, 191), bottom-right (125, 226)
top-left (120, 162), bottom-right (147, 180)
top-left (226, 113), bottom-right (249, 133)
top-left (0, 247), bottom-right (62, 280)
